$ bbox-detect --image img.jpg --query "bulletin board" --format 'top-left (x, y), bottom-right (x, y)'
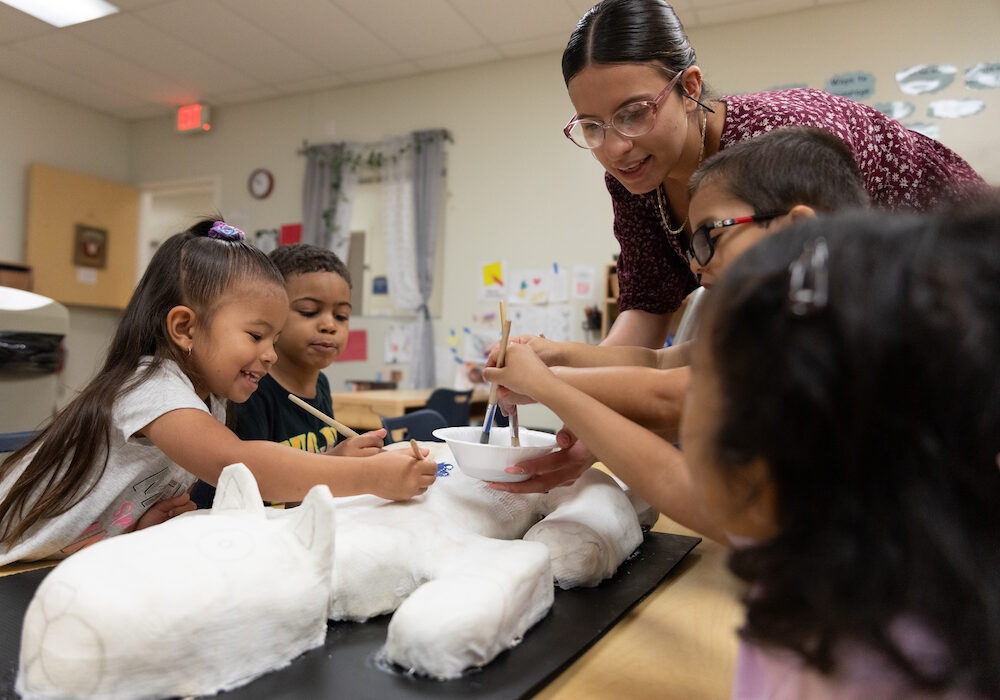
top-left (26, 163), bottom-right (140, 309)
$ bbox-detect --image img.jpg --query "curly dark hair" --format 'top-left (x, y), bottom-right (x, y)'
top-left (701, 201), bottom-right (1000, 694)
top-left (269, 243), bottom-right (350, 288)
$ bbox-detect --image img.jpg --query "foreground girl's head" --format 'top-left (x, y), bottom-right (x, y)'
top-left (683, 205), bottom-right (1000, 694)
top-left (120, 219), bottom-right (285, 401)
top-left (0, 219), bottom-right (285, 546)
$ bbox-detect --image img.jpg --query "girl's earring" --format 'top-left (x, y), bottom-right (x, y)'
top-left (186, 345), bottom-right (193, 357)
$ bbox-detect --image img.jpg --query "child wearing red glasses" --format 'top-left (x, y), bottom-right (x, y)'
top-left (487, 126), bottom-right (869, 493)
top-left (487, 201), bottom-right (1000, 698)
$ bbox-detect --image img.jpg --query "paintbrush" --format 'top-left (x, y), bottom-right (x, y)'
top-left (480, 316), bottom-right (512, 444)
top-left (408, 438), bottom-right (423, 460)
top-left (287, 393), bottom-right (361, 438)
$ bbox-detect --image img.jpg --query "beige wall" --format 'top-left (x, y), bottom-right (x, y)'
top-left (0, 77), bottom-right (131, 404)
top-left (3, 0), bottom-right (998, 427)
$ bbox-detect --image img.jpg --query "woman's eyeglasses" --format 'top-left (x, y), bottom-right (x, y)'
top-left (686, 212), bottom-right (788, 266)
top-left (563, 69), bottom-right (685, 149)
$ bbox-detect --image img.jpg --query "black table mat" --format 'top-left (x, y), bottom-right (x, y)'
top-left (1, 531), bottom-right (699, 699)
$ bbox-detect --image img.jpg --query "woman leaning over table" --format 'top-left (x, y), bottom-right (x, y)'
top-left (565, 0), bottom-right (986, 350)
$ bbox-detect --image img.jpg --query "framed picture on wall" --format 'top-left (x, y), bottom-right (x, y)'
top-left (73, 224), bottom-right (108, 268)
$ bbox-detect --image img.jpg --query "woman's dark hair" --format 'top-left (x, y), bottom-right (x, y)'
top-left (689, 126), bottom-right (869, 214)
top-left (562, 0), bottom-right (698, 89)
top-left (699, 202), bottom-right (1000, 694)
top-left (269, 243), bottom-right (351, 289)
top-left (0, 219), bottom-right (284, 546)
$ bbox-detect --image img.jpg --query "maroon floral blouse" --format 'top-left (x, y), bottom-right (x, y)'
top-left (609, 88), bottom-right (986, 314)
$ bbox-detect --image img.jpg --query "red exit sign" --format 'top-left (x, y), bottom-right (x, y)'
top-left (176, 104), bottom-right (211, 133)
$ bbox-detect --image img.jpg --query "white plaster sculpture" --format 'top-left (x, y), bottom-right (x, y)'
top-left (17, 444), bottom-right (654, 696)
top-left (17, 464), bottom-right (336, 699)
top-left (322, 441), bottom-right (652, 678)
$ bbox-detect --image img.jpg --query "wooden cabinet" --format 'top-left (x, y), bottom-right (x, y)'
top-left (600, 262), bottom-right (618, 339)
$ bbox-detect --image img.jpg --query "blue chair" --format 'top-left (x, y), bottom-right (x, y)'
top-left (380, 409), bottom-right (447, 445)
top-left (0, 430), bottom-right (36, 453)
top-left (424, 388), bottom-right (473, 427)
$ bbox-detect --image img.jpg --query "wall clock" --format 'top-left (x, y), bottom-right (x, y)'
top-left (248, 168), bottom-right (274, 199)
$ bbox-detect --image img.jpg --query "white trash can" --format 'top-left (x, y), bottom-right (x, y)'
top-left (0, 286), bottom-right (69, 435)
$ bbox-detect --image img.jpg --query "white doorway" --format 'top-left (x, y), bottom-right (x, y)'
top-left (137, 177), bottom-right (220, 280)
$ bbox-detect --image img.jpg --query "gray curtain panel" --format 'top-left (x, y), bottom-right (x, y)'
top-left (410, 129), bottom-right (448, 389)
top-left (302, 142), bottom-right (357, 260)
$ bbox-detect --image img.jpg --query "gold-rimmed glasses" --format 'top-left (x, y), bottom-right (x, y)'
top-left (563, 69), bottom-right (686, 149)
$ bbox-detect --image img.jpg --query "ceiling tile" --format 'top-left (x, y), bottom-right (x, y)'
top-left (334, 0), bottom-right (484, 59)
top-left (0, 4), bottom-right (51, 43)
top-left (340, 60), bottom-right (420, 86)
top-left (695, 0), bottom-right (814, 26)
top-left (448, 0), bottom-right (580, 44)
top-left (65, 13), bottom-right (259, 103)
top-left (138, 0), bottom-right (328, 86)
top-left (414, 46), bottom-right (503, 73)
top-left (0, 45), bottom-right (142, 117)
top-left (224, 0), bottom-right (401, 72)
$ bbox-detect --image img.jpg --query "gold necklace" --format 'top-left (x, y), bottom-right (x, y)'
top-left (656, 110), bottom-right (708, 236)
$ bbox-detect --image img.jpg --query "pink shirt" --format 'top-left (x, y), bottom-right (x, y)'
top-left (609, 89), bottom-right (986, 314)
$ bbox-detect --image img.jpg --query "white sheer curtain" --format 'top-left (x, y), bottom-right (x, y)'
top-left (382, 130), bottom-right (447, 389)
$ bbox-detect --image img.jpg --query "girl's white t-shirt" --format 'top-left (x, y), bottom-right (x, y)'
top-left (0, 359), bottom-right (225, 564)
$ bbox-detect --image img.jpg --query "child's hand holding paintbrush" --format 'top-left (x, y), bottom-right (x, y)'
top-left (480, 317), bottom-right (512, 443)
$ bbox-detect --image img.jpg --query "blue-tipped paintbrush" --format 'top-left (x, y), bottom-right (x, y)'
top-left (480, 318), bottom-right (512, 444)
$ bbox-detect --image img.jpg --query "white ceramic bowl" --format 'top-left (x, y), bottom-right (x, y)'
top-left (432, 426), bottom-right (558, 482)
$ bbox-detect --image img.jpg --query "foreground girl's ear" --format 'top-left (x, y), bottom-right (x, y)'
top-left (166, 305), bottom-right (197, 354)
top-left (733, 457), bottom-right (779, 541)
top-left (787, 204), bottom-right (817, 222)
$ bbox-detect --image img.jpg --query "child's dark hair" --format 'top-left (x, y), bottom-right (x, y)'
top-left (689, 126), bottom-right (868, 214)
top-left (0, 219), bottom-right (284, 546)
top-left (701, 202), bottom-right (1000, 694)
top-left (269, 244), bottom-right (351, 288)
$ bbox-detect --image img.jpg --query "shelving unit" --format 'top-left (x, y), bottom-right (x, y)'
top-left (600, 262), bottom-right (618, 340)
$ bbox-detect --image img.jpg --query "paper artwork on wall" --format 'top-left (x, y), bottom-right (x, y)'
top-left (508, 268), bottom-right (550, 305)
top-left (73, 224), bottom-right (108, 269)
top-left (372, 276), bottom-right (388, 294)
top-left (903, 122), bottom-right (940, 140)
top-left (334, 329), bottom-right (368, 362)
top-left (873, 101), bottom-right (915, 120)
top-left (824, 71), bottom-right (875, 101)
top-left (480, 261), bottom-right (505, 300)
top-left (572, 265), bottom-right (596, 299)
top-left (462, 328), bottom-right (497, 365)
top-left (385, 323), bottom-right (413, 364)
top-left (548, 263), bottom-right (568, 303)
top-left (280, 223), bottom-right (302, 246)
top-left (896, 64), bottom-right (956, 95)
top-left (927, 99), bottom-right (986, 119)
top-left (965, 62), bottom-right (1000, 89)
top-left (507, 303), bottom-right (574, 343)
top-left (255, 228), bottom-right (279, 254)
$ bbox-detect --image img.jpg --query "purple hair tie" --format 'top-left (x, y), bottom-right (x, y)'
top-left (208, 222), bottom-right (245, 241)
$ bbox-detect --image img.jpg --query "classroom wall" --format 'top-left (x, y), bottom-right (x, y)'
top-left (0, 75), bottom-right (131, 408)
top-left (3, 0), bottom-right (997, 428)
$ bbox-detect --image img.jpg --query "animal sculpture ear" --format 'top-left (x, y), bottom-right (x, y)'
top-left (287, 485), bottom-right (336, 557)
top-left (211, 463), bottom-right (266, 517)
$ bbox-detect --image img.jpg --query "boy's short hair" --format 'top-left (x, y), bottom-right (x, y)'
top-left (689, 126), bottom-right (868, 214)
top-left (268, 243), bottom-right (351, 288)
